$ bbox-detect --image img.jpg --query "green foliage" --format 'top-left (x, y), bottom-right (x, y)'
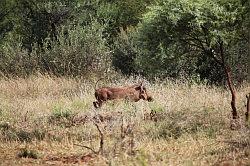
top-left (0, 122), bottom-right (45, 142)
top-left (0, 0), bottom-right (248, 83)
top-left (97, 0), bottom-right (151, 40)
top-left (50, 107), bottom-right (73, 120)
top-left (0, 0), bottom-right (16, 43)
top-left (49, 106), bottom-right (76, 127)
top-left (0, 21), bottom-right (112, 77)
top-left (37, 21), bottom-right (112, 76)
top-left (0, 34), bottom-right (35, 76)
top-left (150, 103), bottom-right (165, 113)
top-left (130, 0), bottom-right (248, 83)
top-left (112, 28), bottom-right (138, 75)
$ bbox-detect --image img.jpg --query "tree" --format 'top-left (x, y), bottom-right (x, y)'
top-left (0, 0), bottom-right (16, 45)
top-left (134, 0), bottom-right (249, 119)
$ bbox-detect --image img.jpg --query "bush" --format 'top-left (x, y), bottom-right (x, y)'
top-left (48, 106), bottom-right (75, 127)
top-left (0, 123), bottom-right (45, 142)
top-left (112, 28), bottom-right (138, 75)
top-left (0, 34), bottom-right (38, 76)
top-left (112, 26), bottom-right (199, 80)
top-left (0, 21), bottom-right (112, 77)
top-left (17, 148), bottom-right (38, 159)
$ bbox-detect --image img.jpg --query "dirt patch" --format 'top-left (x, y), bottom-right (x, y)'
top-left (46, 153), bottom-right (96, 164)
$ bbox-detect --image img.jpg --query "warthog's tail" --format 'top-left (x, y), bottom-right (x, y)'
top-left (94, 78), bottom-right (104, 90)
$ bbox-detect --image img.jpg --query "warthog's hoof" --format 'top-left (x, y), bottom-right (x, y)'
top-left (93, 101), bottom-right (98, 108)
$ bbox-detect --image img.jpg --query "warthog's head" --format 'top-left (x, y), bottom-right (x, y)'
top-left (135, 83), bottom-right (153, 102)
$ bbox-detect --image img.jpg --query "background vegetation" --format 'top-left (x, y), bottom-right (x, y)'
top-left (0, 0), bottom-right (249, 84)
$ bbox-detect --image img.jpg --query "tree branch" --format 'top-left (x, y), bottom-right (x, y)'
top-left (74, 120), bottom-right (104, 155)
top-left (180, 38), bottom-right (204, 50)
top-left (93, 121), bottom-right (104, 154)
top-left (73, 144), bottom-right (98, 154)
top-left (185, 33), bottom-right (207, 50)
top-left (210, 50), bottom-right (223, 66)
top-left (246, 93), bottom-right (250, 121)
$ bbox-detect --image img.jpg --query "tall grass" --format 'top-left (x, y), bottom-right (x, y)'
top-left (0, 75), bottom-right (249, 165)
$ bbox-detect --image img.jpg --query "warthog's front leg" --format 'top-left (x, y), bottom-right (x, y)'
top-left (93, 100), bottom-right (103, 108)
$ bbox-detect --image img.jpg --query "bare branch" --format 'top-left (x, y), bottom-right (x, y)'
top-left (246, 93), bottom-right (250, 121)
top-left (180, 38), bottom-right (204, 50)
top-left (74, 119), bottom-right (104, 155)
top-left (185, 33), bottom-right (207, 50)
top-left (93, 121), bottom-right (104, 154)
top-left (73, 144), bottom-right (98, 154)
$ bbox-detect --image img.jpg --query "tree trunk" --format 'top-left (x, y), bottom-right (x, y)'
top-left (224, 66), bottom-right (238, 119)
top-left (219, 41), bottom-right (238, 119)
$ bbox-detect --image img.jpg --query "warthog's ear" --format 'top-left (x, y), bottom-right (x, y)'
top-left (140, 82), bottom-right (143, 90)
top-left (135, 85), bottom-right (141, 91)
top-left (135, 82), bottom-right (144, 91)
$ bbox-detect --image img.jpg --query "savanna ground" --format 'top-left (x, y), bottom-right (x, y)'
top-left (0, 75), bottom-right (249, 166)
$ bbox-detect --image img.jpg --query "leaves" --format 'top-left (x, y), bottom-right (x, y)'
top-left (129, 0), bottom-right (248, 82)
top-left (0, 0), bottom-right (248, 83)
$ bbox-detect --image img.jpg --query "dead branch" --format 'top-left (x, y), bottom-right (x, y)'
top-left (246, 93), bottom-right (250, 121)
top-left (93, 121), bottom-right (104, 155)
top-left (74, 120), bottom-right (104, 155)
top-left (129, 131), bottom-right (135, 155)
top-left (23, 110), bottom-right (29, 122)
top-left (120, 118), bottom-right (125, 139)
top-left (120, 120), bottom-right (136, 155)
top-left (73, 144), bottom-right (98, 154)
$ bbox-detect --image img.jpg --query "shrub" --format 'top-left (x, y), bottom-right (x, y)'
top-left (0, 34), bottom-right (38, 76)
top-left (0, 122), bottom-right (46, 142)
top-left (17, 148), bottom-right (38, 159)
top-left (48, 106), bottom-right (75, 127)
top-left (112, 28), bottom-right (138, 75)
top-left (38, 21), bottom-right (112, 77)
top-left (0, 21), bottom-right (112, 77)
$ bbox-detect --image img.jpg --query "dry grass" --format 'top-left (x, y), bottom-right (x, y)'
top-left (0, 75), bottom-right (249, 165)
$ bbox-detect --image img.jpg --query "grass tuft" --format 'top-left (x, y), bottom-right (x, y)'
top-left (17, 148), bottom-right (38, 159)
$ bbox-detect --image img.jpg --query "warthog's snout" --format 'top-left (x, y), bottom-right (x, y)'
top-left (147, 96), bottom-right (153, 102)
top-left (93, 82), bottom-right (153, 108)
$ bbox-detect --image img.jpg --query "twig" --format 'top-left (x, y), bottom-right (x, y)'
top-left (73, 143), bottom-right (98, 154)
top-left (23, 110), bottom-right (29, 122)
top-left (120, 118), bottom-right (125, 139)
top-left (129, 131), bottom-right (135, 155)
top-left (93, 121), bottom-right (104, 154)
top-left (246, 93), bottom-right (250, 122)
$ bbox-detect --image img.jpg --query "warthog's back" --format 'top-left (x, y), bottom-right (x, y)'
top-left (95, 86), bottom-right (140, 101)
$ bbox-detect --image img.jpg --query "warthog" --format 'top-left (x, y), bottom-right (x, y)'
top-left (93, 81), bottom-right (153, 108)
